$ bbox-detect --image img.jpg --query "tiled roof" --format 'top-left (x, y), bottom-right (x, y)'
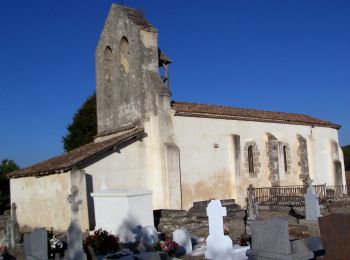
top-left (171, 101), bottom-right (341, 129)
top-left (8, 128), bottom-right (144, 178)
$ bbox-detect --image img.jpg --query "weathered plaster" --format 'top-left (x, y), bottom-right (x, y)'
top-left (10, 171), bottom-right (89, 232)
top-left (173, 116), bottom-right (343, 207)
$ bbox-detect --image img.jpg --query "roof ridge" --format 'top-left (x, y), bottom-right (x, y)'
top-left (171, 101), bottom-right (340, 129)
top-left (8, 127), bottom-right (144, 178)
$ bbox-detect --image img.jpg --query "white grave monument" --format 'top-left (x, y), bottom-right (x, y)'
top-left (205, 200), bottom-right (233, 260)
top-left (91, 189), bottom-right (153, 243)
top-left (304, 178), bottom-right (321, 221)
top-left (142, 226), bottom-right (158, 246)
top-left (173, 228), bottom-right (192, 254)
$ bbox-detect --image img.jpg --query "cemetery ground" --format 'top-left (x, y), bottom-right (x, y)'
top-left (1, 182), bottom-right (350, 259)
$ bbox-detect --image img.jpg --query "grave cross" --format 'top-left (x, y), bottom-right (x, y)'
top-left (306, 177), bottom-right (313, 187)
top-left (67, 186), bottom-right (82, 221)
top-left (206, 200), bottom-right (227, 237)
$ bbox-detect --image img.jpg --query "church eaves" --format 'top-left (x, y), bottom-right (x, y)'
top-left (171, 101), bottom-right (341, 130)
top-left (7, 127), bottom-right (144, 179)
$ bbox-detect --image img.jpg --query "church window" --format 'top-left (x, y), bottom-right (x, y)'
top-left (120, 37), bottom-right (129, 73)
top-left (103, 46), bottom-right (113, 84)
top-left (245, 141), bottom-right (260, 177)
top-left (248, 145), bottom-right (254, 175)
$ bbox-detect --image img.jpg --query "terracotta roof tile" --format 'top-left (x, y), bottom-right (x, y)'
top-left (8, 128), bottom-right (144, 178)
top-left (171, 101), bottom-right (340, 129)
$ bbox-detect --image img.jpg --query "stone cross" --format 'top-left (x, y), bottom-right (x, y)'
top-left (65, 186), bottom-right (87, 260)
top-left (247, 184), bottom-right (259, 220)
top-left (67, 186), bottom-right (82, 221)
top-left (304, 178), bottom-right (321, 220)
top-left (205, 200), bottom-right (233, 260)
top-left (207, 200), bottom-right (226, 237)
top-left (306, 178), bottom-right (313, 189)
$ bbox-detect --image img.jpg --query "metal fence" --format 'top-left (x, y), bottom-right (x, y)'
top-left (252, 184), bottom-right (350, 206)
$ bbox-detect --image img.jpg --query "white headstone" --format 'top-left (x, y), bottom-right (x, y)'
top-left (173, 228), bottom-right (192, 254)
top-left (141, 226), bottom-right (158, 245)
top-left (205, 200), bottom-right (233, 260)
top-left (304, 178), bottom-right (321, 220)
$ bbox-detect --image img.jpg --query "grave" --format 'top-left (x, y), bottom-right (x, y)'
top-left (141, 226), bottom-right (158, 246)
top-left (23, 227), bottom-right (48, 260)
top-left (172, 228), bottom-right (192, 254)
top-left (246, 217), bottom-right (313, 259)
top-left (91, 189), bottom-right (153, 243)
top-left (205, 200), bottom-right (233, 260)
top-left (319, 213), bottom-right (350, 259)
top-left (304, 178), bottom-right (321, 221)
top-left (65, 185), bottom-right (87, 260)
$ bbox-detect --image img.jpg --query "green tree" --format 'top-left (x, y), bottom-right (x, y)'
top-left (0, 159), bottom-right (20, 180)
top-left (62, 93), bottom-right (97, 152)
top-left (342, 145), bottom-right (350, 171)
top-left (0, 159), bottom-right (20, 212)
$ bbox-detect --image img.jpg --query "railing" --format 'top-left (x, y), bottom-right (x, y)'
top-left (252, 184), bottom-right (350, 206)
top-left (325, 185), bottom-right (350, 202)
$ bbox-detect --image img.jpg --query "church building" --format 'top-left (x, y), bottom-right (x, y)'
top-left (8, 4), bottom-right (345, 232)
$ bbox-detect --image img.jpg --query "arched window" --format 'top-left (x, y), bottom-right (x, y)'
top-left (248, 145), bottom-right (254, 175)
top-left (103, 46), bottom-right (113, 84)
top-left (283, 145), bottom-right (288, 172)
top-left (120, 37), bottom-right (129, 73)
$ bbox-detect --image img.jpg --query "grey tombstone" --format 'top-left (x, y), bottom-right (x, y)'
top-left (173, 228), bottom-right (192, 254)
top-left (9, 203), bottom-right (21, 248)
top-left (64, 185), bottom-right (87, 260)
top-left (24, 227), bottom-right (48, 260)
top-left (304, 178), bottom-right (321, 221)
top-left (205, 200), bottom-right (233, 260)
top-left (141, 226), bottom-right (158, 246)
top-left (246, 218), bottom-right (313, 259)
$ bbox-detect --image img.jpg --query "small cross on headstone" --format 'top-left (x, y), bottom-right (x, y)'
top-left (99, 176), bottom-right (108, 191)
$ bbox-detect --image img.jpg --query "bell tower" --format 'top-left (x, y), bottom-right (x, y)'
top-left (95, 4), bottom-right (170, 135)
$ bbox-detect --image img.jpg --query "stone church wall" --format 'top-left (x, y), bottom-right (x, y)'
top-left (173, 116), bottom-right (343, 208)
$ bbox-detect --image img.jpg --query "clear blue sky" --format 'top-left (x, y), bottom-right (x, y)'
top-left (0, 0), bottom-right (349, 168)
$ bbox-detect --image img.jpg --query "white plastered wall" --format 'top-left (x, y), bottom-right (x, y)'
top-left (10, 171), bottom-right (89, 232)
top-left (83, 117), bottom-right (169, 210)
top-left (172, 116), bottom-right (343, 208)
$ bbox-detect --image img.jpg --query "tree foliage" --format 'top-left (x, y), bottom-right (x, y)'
top-left (0, 159), bottom-right (20, 180)
top-left (0, 159), bottom-right (19, 212)
top-left (342, 145), bottom-right (350, 171)
top-left (62, 93), bottom-right (97, 152)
